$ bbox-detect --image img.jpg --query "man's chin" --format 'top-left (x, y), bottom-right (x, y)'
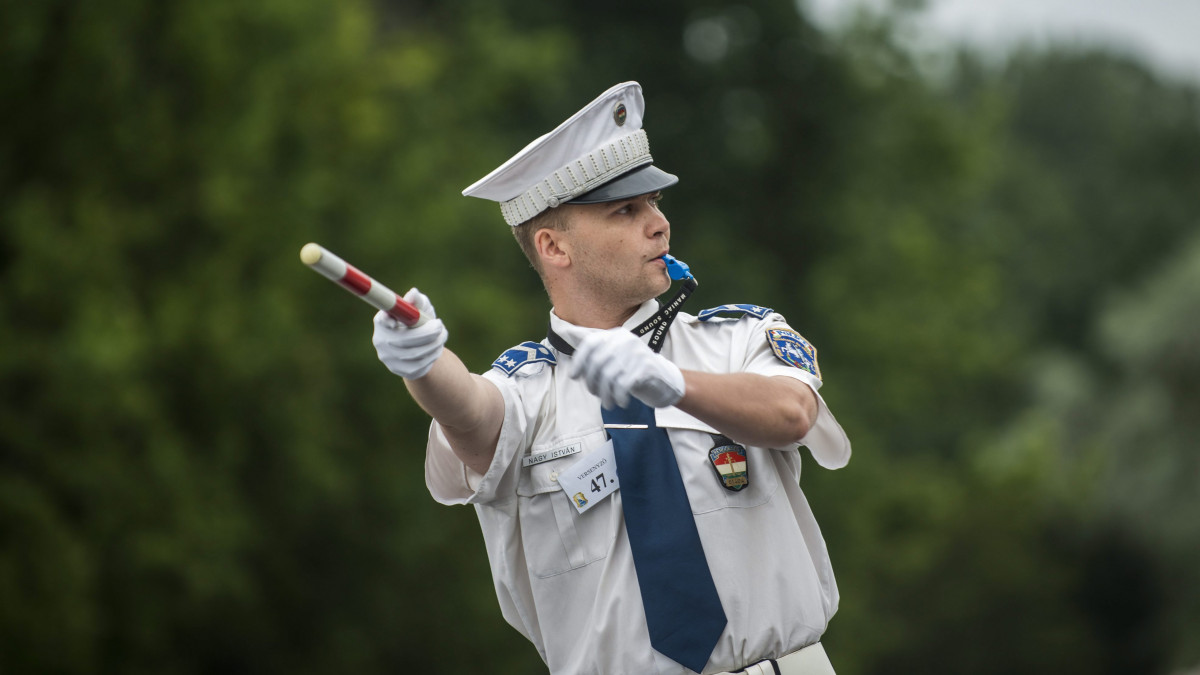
top-left (617, 272), bottom-right (674, 307)
top-left (651, 278), bottom-right (674, 299)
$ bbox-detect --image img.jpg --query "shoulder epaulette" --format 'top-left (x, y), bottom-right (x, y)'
top-left (491, 341), bottom-right (556, 376)
top-left (697, 304), bottom-right (774, 322)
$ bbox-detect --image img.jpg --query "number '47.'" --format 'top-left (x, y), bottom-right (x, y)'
top-left (590, 473), bottom-right (608, 493)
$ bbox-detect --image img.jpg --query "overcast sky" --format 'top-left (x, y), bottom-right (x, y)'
top-left (804, 0), bottom-right (1200, 83)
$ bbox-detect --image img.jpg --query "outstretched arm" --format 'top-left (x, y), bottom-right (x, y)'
top-left (402, 352), bottom-right (503, 475)
top-left (373, 289), bottom-right (504, 475)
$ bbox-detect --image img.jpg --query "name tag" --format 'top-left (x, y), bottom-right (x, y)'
top-left (557, 440), bottom-right (619, 514)
top-left (522, 442), bottom-right (583, 467)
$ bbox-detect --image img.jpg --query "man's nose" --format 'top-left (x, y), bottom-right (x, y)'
top-left (647, 208), bottom-right (669, 238)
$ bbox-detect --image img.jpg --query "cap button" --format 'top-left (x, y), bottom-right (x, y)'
top-left (547, 196), bottom-right (561, 208)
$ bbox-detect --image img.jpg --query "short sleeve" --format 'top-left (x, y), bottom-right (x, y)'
top-left (424, 370), bottom-right (531, 504)
top-left (741, 315), bottom-right (851, 469)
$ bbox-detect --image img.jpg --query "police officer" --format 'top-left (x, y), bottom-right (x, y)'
top-left (372, 82), bottom-right (851, 675)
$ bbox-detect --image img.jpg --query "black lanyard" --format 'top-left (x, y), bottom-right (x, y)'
top-left (547, 276), bottom-right (698, 356)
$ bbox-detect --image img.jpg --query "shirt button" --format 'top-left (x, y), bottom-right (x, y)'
top-left (549, 471), bottom-right (559, 482)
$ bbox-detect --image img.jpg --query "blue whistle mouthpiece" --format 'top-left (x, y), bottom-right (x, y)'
top-left (661, 254), bottom-right (693, 281)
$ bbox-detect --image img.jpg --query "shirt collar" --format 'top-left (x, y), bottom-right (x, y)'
top-left (548, 299), bottom-right (660, 353)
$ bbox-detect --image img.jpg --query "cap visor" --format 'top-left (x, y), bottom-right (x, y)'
top-left (569, 165), bottom-right (679, 204)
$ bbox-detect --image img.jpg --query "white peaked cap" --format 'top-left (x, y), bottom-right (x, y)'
top-left (462, 81), bottom-right (677, 227)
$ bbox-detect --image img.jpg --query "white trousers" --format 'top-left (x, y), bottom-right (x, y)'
top-left (723, 642), bottom-right (835, 675)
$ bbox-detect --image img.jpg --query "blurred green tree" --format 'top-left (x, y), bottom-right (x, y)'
top-left (1, 0), bottom-right (565, 672)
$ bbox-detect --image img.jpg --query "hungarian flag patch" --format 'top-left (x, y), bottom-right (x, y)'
top-left (709, 435), bottom-right (749, 492)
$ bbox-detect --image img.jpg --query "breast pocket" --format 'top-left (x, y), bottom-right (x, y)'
top-left (654, 407), bottom-right (780, 515)
top-left (516, 431), bottom-right (616, 578)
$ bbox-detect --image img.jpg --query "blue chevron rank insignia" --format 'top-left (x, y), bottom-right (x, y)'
top-left (767, 329), bottom-right (821, 380)
top-left (697, 304), bottom-right (773, 322)
top-left (491, 341), bottom-right (556, 376)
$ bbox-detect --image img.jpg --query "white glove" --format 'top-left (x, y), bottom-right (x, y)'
top-left (372, 287), bottom-right (447, 379)
top-left (570, 328), bottom-right (686, 409)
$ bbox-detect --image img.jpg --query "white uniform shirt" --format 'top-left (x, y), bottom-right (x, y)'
top-left (425, 300), bottom-right (851, 675)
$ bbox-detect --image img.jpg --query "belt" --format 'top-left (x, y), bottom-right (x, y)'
top-left (723, 642), bottom-right (835, 675)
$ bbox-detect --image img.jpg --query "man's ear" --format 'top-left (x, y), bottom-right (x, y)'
top-left (535, 227), bottom-right (571, 270)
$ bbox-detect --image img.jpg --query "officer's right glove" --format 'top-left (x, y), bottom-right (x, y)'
top-left (372, 287), bottom-right (448, 379)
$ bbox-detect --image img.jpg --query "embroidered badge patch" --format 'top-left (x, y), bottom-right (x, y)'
top-left (708, 435), bottom-right (749, 492)
top-left (767, 329), bottom-right (821, 380)
top-left (491, 341), bottom-right (556, 377)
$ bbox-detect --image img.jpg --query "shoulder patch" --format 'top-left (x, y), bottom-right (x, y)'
top-left (491, 341), bottom-right (556, 377)
top-left (767, 329), bottom-right (822, 380)
top-left (697, 304), bottom-right (774, 322)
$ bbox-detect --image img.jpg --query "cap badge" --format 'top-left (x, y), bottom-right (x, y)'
top-left (613, 101), bottom-right (627, 126)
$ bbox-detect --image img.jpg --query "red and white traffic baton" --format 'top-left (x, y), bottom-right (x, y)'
top-left (299, 243), bottom-right (430, 327)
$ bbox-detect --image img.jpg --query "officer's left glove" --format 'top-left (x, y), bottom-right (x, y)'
top-left (570, 328), bottom-right (685, 409)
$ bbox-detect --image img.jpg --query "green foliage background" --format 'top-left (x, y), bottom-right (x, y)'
top-left (3, 1), bottom-right (1198, 673)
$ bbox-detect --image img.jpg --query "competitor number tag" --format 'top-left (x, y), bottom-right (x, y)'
top-left (557, 440), bottom-right (619, 514)
top-left (522, 442), bottom-right (583, 468)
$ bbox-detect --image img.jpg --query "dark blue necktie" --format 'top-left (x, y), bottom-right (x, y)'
top-left (603, 399), bottom-right (727, 673)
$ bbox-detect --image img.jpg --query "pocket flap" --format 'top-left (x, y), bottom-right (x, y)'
top-left (517, 429), bottom-right (604, 497)
top-left (523, 461), bottom-right (567, 495)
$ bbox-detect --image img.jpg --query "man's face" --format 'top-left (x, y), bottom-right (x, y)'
top-left (562, 191), bottom-right (672, 307)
